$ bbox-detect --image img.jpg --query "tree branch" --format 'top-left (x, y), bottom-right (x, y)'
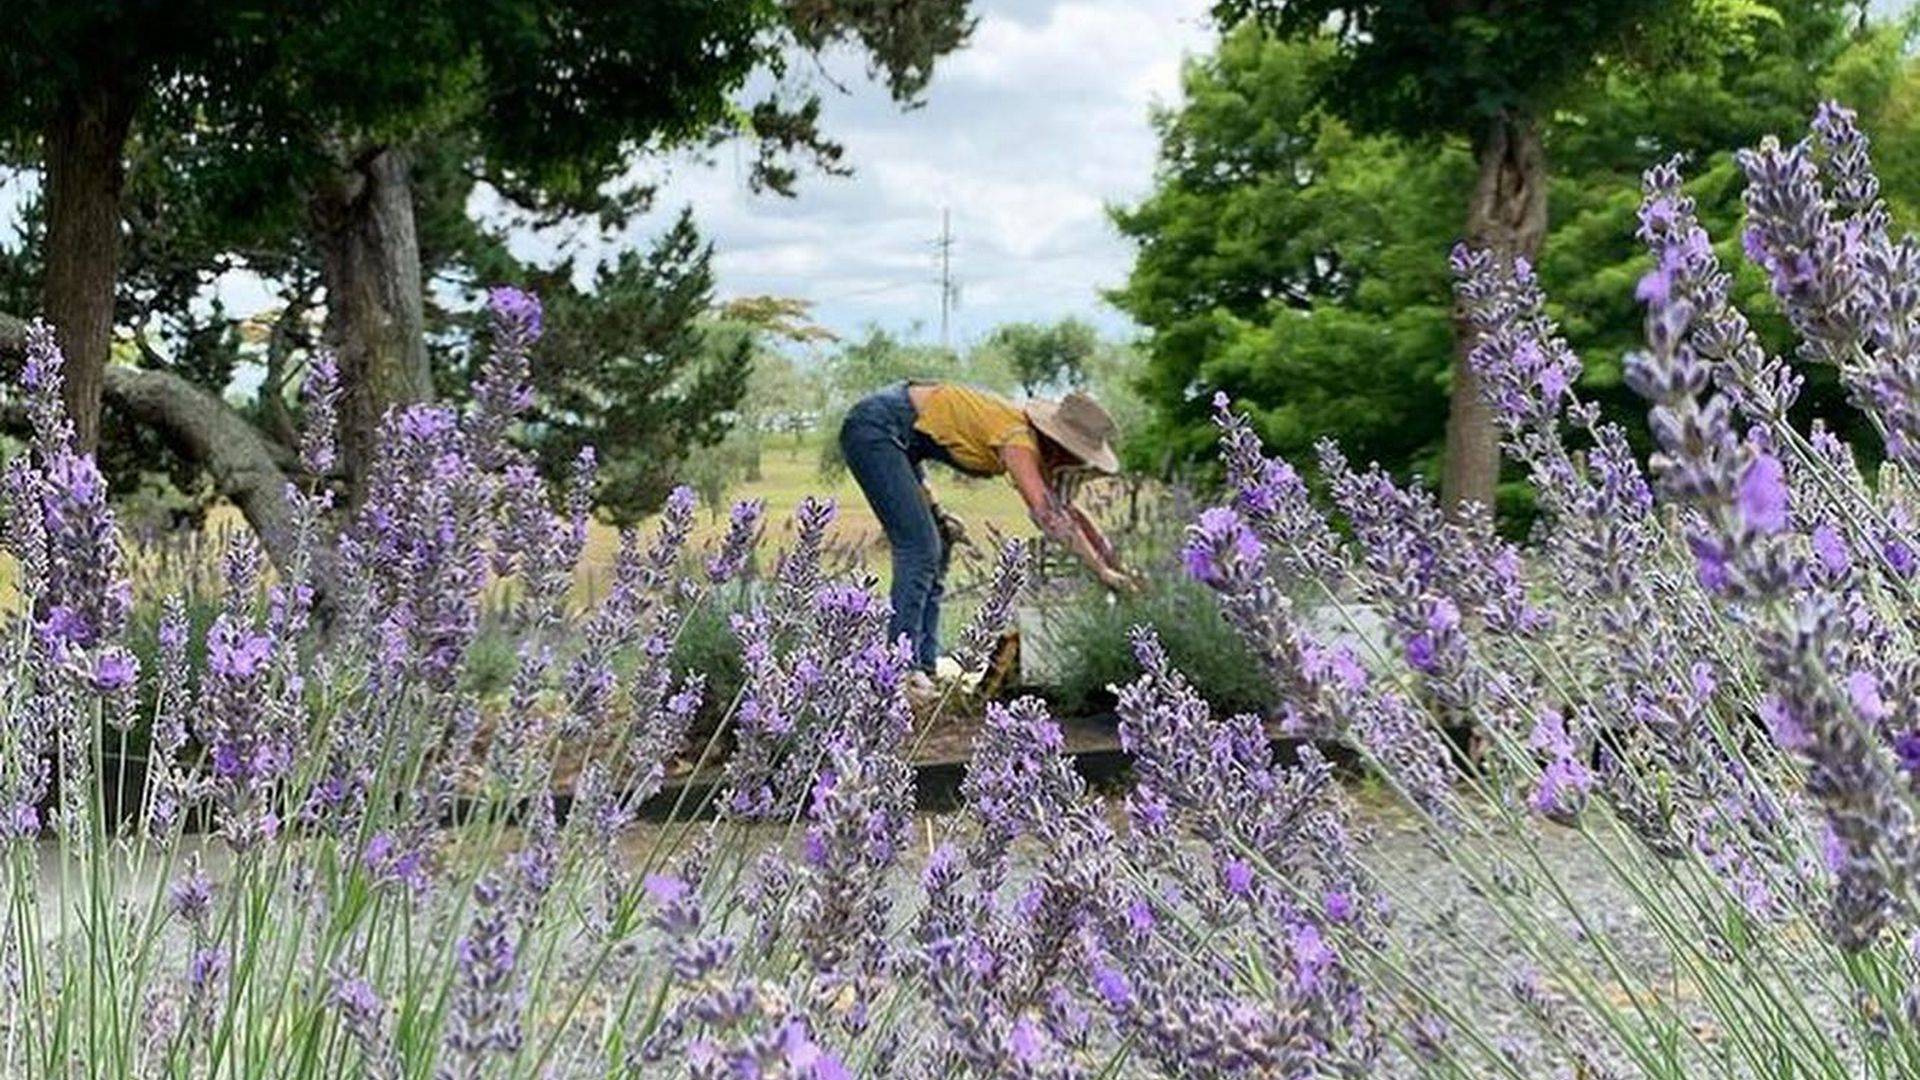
top-left (0, 307), bottom-right (309, 576)
top-left (103, 365), bottom-right (309, 574)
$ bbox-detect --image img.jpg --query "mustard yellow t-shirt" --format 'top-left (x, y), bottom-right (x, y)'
top-left (913, 383), bottom-right (1037, 477)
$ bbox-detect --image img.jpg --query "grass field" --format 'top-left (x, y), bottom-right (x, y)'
top-left (610, 434), bottom-right (1034, 560)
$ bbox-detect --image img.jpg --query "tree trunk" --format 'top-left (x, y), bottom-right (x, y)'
top-left (310, 144), bottom-right (433, 502)
top-left (41, 80), bottom-right (136, 454)
top-left (1442, 112), bottom-right (1548, 518)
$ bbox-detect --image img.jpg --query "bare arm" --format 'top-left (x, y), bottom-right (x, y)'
top-left (1067, 503), bottom-right (1117, 567)
top-left (1003, 444), bottom-right (1128, 588)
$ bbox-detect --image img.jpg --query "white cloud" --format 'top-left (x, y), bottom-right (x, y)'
top-left (584, 0), bottom-right (1216, 347)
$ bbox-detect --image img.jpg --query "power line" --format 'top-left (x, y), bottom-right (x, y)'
top-left (934, 207), bottom-right (958, 351)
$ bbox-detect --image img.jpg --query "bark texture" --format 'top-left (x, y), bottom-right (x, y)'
top-left (41, 80), bottom-right (136, 454)
top-left (311, 145), bottom-right (433, 500)
top-left (101, 366), bottom-right (304, 566)
top-left (1443, 112), bottom-right (1548, 518)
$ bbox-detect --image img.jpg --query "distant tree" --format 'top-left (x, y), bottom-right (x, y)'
top-left (813, 326), bottom-right (965, 478)
top-left (822, 327), bottom-right (963, 404)
top-left (983, 318), bottom-right (1101, 395)
top-left (526, 213), bottom-right (748, 527)
top-left (684, 435), bottom-right (762, 523)
top-left (1212, 0), bottom-right (1780, 513)
top-left (717, 296), bottom-right (836, 466)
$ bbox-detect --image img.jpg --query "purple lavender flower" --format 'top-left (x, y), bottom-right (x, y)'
top-left (443, 875), bottom-right (523, 1070)
top-left (18, 321), bottom-right (76, 456)
top-left (332, 971), bottom-right (399, 1078)
top-left (186, 947), bottom-right (227, 997)
top-left (487, 285), bottom-right (543, 342)
top-left (947, 538), bottom-right (1028, 674)
top-left (196, 608), bottom-right (289, 850)
top-left (1737, 453), bottom-right (1789, 536)
top-left (300, 351), bottom-right (342, 477)
top-left (470, 289), bottom-right (542, 472)
top-left (1531, 756), bottom-right (1596, 824)
top-left (1625, 118), bottom-right (1920, 949)
top-left (1181, 506), bottom-right (1264, 587)
top-left (361, 830), bottom-right (434, 894)
top-left (706, 498), bottom-right (765, 584)
top-left (1221, 857), bottom-right (1254, 896)
top-left (168, 855), bottom-right (215, 929)
top-left (88, 646), bottom-right (137, 696)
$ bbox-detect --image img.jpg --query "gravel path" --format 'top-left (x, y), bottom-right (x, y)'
top-left (22, 788), bottom-right (1855, 1077)
top-left (1351, 800), bottom-right (1854, 1078)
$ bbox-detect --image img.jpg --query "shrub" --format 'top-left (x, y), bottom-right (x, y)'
top-left (667, 585), bottom-right (749, 744)
top-left (1041, 569), bottom-right (1275, 718)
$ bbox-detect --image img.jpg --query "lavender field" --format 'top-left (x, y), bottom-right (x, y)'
top-left (6, 101), bottom-right (1920, 1080)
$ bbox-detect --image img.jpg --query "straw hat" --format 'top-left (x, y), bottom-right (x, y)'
top-left (1026, 390), bottom-right (1120, 475)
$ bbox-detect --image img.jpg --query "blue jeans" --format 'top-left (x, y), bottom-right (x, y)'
top-left (840, 384), bottom-right (951, 672)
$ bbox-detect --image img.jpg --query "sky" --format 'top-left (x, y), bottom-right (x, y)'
top-left (494, 0), bottom-right (1218, 352)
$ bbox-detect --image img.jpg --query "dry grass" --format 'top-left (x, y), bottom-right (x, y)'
top-left (0, 433), bottom-right (1044, 609)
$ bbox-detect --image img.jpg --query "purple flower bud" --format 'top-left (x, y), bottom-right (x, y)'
top-left (1325, 890), bottom-right (1354, 923)
top-left (487, 286), bottom-right (543, 340)
top-left (1847, 671), bottom-right (1889, 723)
top-left (188, 947), bottom-right (228, 996)
top-left (1289, 921), bottom-right (1334, 994)
top-left (1635, 264), bottom-right (1673, 306)
top-left (1531, 756), bottom-right (1595, 822)
top-left (1221, 857), bottom-right (1254, 896)
top-left (1093, 964), bottom-right (1132, 1009)
top-left (1736, 453), bottom-right (1789, 535)
top-left (1811, 524), bottom-right (1851, 576)
top-left (1007, 1016), bottom-right (1045, 1064)
top-left (168, 859), bottom-right (214, 926)
top-left (207, 622), bottom-right (273, 681)
top-left (1894, 731), bottom-right (1920, 775)
top-left (1761, 695), bottom-right (1809, 752)
top-left (1886, 535), bottom-right (1916, 578)
top-left (89, 647), bottom-right (137, 694)
top-left (644, 874), bottom-right (690, 905)
top-left (300, 352), bottom-right (342, 477)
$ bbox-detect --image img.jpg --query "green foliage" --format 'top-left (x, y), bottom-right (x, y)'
top-left (825, 326), bottom-right (975, 401)
top-left (1109, 26), bottom-right (1471, 480)
top-left (1, 0), bottom-right (973, 518)
top-left (1043, 573), bottom-right (1276, 719)
top-left (1211, 0), bottom-right (1716, 139)
top-left (684, 434), bottom-right (765, 521)
top-left (461, 611), bottom-right (525, 702)
top-left (982, 318), bottom-right (1101, 395)
top-left (6, 0), bottom-right (969, 225)
top-left (721, 297), bottom-right (835, 454)
top-left (670, 591), bottom-right (750, 743)
top-left (524, 211), bottom-right (751, 526)
top-left (1115, 6), bottom-right (1920, 493)
top-left (813, 326), bottom-right (975, 477)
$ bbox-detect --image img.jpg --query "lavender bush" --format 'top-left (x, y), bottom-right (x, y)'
top-left (4, 102), bottom-right (1920, 1078)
